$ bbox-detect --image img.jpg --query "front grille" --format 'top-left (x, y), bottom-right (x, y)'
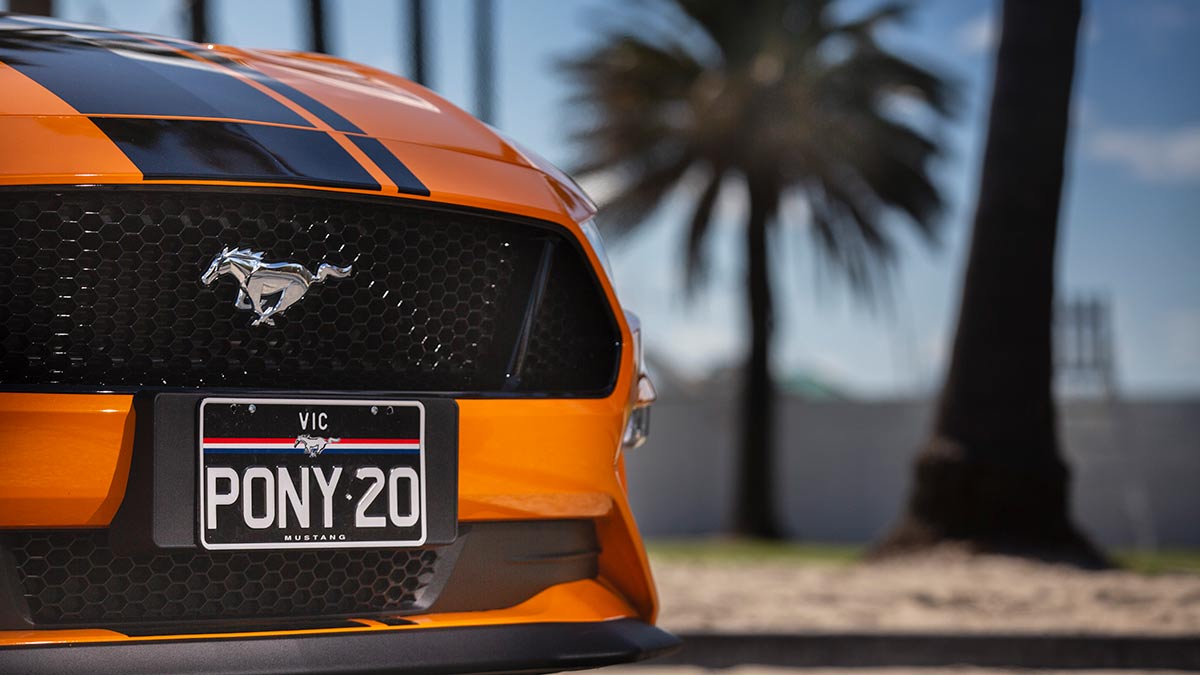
top-left (0, 189), bottom-right (619, 394)
top-left (7, 531), bottom-right (441, 624)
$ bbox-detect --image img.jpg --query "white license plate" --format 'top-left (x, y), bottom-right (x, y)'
top-left (198, 398), bottom-right (426, 550)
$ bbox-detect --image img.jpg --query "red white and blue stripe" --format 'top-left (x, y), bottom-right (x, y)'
top-left (201, 437), bottom-right (420, 455)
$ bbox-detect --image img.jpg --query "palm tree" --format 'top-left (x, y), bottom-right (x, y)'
top-left (408, 0), bottom-right (429, 86)
top-left (562, 0), bottom-right (953, 537)
top-left (877, 0), bottom-right (1105, 564)
top-left (11, 0), bottom-right (53, 16)
top-left (308, 0), bottom-right (328, 54)
top-left (189, 0), bottom-right (209, 44)
top-left (474, 0), bottom-right (496, 124)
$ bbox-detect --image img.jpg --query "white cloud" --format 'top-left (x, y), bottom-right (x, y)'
top-left (1087, 125), bottom-right (1200, 184)
top-left (956, 13), bottom-right (996, 55)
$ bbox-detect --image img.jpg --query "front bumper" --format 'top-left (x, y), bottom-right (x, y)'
top-left (0, 618), bottom-right (681, 675)
top-left (0, 389), bottom-right (665, 661)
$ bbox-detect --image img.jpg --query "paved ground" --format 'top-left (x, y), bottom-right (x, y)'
top-left (650, 547), bottom-right (1200, 635)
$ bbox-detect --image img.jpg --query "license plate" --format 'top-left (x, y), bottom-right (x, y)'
top-left (198, 398), bottom-right (426, 550)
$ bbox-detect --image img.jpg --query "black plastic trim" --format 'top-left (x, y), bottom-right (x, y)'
top-left (90, 118), bottom-right (382, 190)
top-left (0, 619), bottom-right (680, 675)
top-left (427, 520), bottom-right (598, 613)
top-left (0, 385), bottom-right (592, 399)
top-left (116, 617), bottom-right (366, 637)
top-left (503, 239), bottom-right (557, 392)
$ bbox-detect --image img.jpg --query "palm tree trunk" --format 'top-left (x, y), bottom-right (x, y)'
top-left (9, 0), bottom-right (53, 16)
top-left (409, 0), bottom-right (429, 86)
top-left (877, 0), bottom-right (1104, 565)
top-left (473, 0), bottom-right (495, 124)
top-left (308, 0), bottom-right (328, 54)
top-left (188, 0), bottom-right (209, 44)
top-left (734, 180), bottom-right (781, 539)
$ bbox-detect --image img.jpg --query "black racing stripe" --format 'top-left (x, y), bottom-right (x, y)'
top-left (0, 19), bottom-right (311, 126)
top-left (183, 49), bottom-right (432, 196)
top-left (91, 118), bottom-right (382, 191)
top-left (257, 79), bottom-right (365, 133)
top-left (2, 16), bottom-right (429, 196)
top-left (153, 36), bottom-right (366, 134)
top-left (150, 35), bottom-right (433, 195)
top-left (350, 136), bottom-right (431, 196)
top-left (202, 56), bottom-right (366, 133)
top-left (148, 35), bottom-right (431, 196)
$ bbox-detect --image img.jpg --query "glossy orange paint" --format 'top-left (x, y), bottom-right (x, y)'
top-left (0, 579), bottom-right (636, 647)
top-left (0, 61), bottom-right (78, 115)
top-left (0, 394), bottom-right (135, 527)
top-left (244, 48), bottom-right (529, 166)
top-left (0, 36), bottom-right (600, 225)
top-left (0, 22), bottom-right (658, 639)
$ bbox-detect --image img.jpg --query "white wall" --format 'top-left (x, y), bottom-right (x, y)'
top-left (625, 396), bottom-right (1200, 548)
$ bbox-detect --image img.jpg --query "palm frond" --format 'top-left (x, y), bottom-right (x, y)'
top-left (558, 0), bottom-right (955, 301)
top-left (835, 1), bottom-right (908, 39)
top-left (825, 45), bottom-right (957, 115)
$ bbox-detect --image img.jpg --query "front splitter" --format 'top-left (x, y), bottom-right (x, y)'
top-left (0, 618), bottom-right (681, 675)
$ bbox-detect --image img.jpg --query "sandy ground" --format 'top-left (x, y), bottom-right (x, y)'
top-left (650, 548), bottom-right (1200, 635)
top-left (600, 662), bottom-right (1200, 667)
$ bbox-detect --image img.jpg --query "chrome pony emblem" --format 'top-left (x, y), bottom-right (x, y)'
top-left (295, 434), bottom-right (340, 458)
top-left (201, 248), bottom-right (352, 326)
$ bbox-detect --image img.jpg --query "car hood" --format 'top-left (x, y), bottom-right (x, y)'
top-left (0, 14), bottom-right (595, 221)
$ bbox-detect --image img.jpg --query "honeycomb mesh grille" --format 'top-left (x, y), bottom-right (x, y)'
top-left (0, 189), bottom-right (618, 394)
top-left (520, 245), bottom-right (623, 391)
top-left (8, 531), bottom-right (440, 625)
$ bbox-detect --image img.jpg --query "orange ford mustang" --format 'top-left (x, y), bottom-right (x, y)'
top-left (0, 13), bottom-right (673, 674)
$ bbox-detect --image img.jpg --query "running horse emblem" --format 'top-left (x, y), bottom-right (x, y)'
top-left (201, 247), bottom-right (352, 326)
top-left (295, 434), bottom-right (340, 458)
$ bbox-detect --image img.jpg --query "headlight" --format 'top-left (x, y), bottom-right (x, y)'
top-left (621, 311), bottom-right (655, 452)
top-left (580, 218), bottom-right (615, 283)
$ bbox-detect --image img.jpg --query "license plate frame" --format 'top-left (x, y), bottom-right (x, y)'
top-left (198, 397), bottom-right (428, 551)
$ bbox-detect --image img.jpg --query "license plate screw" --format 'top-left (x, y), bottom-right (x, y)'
top-left (370, 406), bottom-right (379, 415)
top-left (248, 404), bottom-right (257, 413)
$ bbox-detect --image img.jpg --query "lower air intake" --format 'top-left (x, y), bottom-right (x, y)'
top-left (7, 531), bottom-right (441, 624)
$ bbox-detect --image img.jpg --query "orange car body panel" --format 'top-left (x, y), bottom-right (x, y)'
top-left (0, 394), bottom-right (135, 527)
top-left (0, 18), bottom-right (658, 644)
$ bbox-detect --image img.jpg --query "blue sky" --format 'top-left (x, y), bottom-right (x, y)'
top-left (23, 0), bottom-right (1200, 397)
